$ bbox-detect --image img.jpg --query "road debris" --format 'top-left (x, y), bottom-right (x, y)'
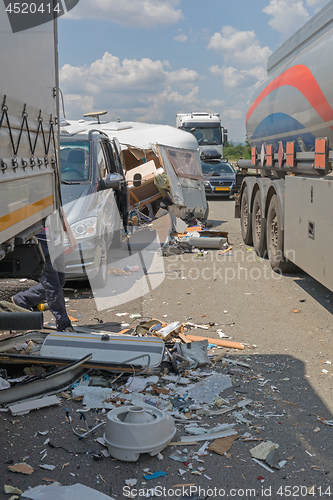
top-left (0, 303), bottom-right (332, 496)
top-left (8, 463), bottom-right (34, 474)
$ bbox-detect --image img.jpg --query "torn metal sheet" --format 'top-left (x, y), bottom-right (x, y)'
top-left (40, 332), bottom-right (165, 368)
top-left (0, 354), bottom-right (91, 406)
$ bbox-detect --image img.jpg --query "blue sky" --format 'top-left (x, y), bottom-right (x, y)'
top-left (58, 0), bottom-right (328, 142)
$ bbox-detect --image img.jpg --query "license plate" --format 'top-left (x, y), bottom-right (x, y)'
top-left (214, 186), bottom-right (229, 191)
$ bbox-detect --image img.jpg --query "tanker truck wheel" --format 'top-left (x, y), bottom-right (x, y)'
top-left (240, 187), bottom-right (253, 245)
top-left (266, 194), bottom-right (295, 273)
top-left (252, 190), bottom-right (267, 257)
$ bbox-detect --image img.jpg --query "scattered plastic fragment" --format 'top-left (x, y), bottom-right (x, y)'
top-left (21, 483), bottom-right (116, 499)
top-left (9, 395), bottom-right (61, 416)
top-left (317, 416), bottom-right (333, 426)
top-left (125, 479), bottom-right (137, 487)
top-left (144, 471), bottom-right (167, 480)
top-left (181, 429), bottom-right (237, 443)
top-left (187, 373), bottom-right (232, 404)
top-left (208, 435), bottom-right (239, 456)
top-left (8, 463), bottom-right (34, 475)
top-left (0, 377), bottom-right (10, 390)
top-left (4, 486), bottom-right (23, 495)
top-left (126, 376), bottom-right (159, 393)
top-left (40, 464), bottom-right (56, 471)
top-left (252, 458), bottom-right (275, 473)
top-left (250, 441), bottom-right (279, 461)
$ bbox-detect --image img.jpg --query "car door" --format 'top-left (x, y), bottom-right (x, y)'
top-left (96, 139), bottom-right (121, 247)
top-left (111, 137), bottom-right (128, 231)
top-left (156, 144), bottom-right (208, 221)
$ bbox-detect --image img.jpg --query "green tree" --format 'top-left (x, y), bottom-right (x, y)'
top-left (223, 137), bottom-right (251, 160)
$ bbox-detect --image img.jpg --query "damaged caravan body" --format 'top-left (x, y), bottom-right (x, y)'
top-left (60, 117), bottom-right (209, 223)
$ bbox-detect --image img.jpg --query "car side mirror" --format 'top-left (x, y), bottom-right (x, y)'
top-left (104, 172), bottom-right (124, 190)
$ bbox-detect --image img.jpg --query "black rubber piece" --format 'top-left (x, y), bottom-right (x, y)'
top-left (0, 311), bottom-right (43, 331)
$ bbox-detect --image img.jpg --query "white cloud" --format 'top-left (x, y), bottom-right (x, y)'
top-left (209, 65), bottom-right (266, 88)
top-left (60, 52), bottom-right (200, 122)
top-left (60, 52), bottom-right (199, 94)
top-left (66, 0), bottom-right (184, 27)
top-left (207, 26), bottom-right (272, 67)
top-left (174, 30), bottom-right (188, 42)
top-left (263, 0), bottom-right (310, 37)
top-left (221, 108), bottom-right (244, 121)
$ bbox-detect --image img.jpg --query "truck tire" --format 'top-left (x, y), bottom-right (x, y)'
top-left (91, 238), bottom-right (108, 288)
top-left (266, 194), bottom-right (295, 273)
top-left (240, 187), bottom-right (253, 245)
top-left (252, 190), bottom-right (267, 257)
top-left (0, 280), bottom-right (37, 302)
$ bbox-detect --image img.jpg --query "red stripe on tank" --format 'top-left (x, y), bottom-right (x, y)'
top-left (246, 64), bottom-right (333, 126)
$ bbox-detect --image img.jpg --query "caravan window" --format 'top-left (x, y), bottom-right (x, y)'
top-left (164, 147), bottom-right (203, 180)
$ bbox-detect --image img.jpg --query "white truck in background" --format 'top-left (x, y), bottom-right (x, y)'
top-left (0, 2), bottom-right (61, 280)
top-left (176, 112), bottom-right (228, 158)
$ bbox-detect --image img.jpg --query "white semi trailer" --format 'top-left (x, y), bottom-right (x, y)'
top-left (236, 0), bottom-right (333, 292)
top-left (176, 112), bottom-right (227, 158)
top-left (0, 1), bottom-right (61, 279)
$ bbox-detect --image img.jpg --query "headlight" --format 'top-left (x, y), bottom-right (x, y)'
top-left (70, 217), bottom-right (98, 239)
top-left (203, 181), bottom-right (210, 187)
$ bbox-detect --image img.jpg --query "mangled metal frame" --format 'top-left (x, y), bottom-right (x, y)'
top-left (122, 143), bottom-right (208, 222)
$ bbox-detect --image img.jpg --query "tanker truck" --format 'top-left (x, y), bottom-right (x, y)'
top-left (236, 0), bottom-right (333, 292)
top-left (0, 1), bottom-right (61, 280)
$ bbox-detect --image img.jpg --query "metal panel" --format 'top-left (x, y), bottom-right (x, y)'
top-left (0, 2), bottom-right (58, 246)
top-left (41, 332), bottom-right (165, 368)
top-left (284, 175), bottom-right (333, 291)
top-left (157, 144), bottom-right (208, 220)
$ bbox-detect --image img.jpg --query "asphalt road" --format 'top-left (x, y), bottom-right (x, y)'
top-left (1, 198), bottom-right (333, 499)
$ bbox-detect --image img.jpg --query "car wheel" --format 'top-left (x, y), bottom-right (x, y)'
top-left (240, 187), bottom-right (253, 245)
top-left (91, 238), bottom-right (108, 288)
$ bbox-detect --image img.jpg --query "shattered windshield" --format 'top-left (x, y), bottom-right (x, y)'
top-left (60, 141), bottom-right (90, 182)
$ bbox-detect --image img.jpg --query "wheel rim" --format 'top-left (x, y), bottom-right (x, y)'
top-left (254, 204), bottom-right (261, 239)
top-left (269, 211), bottom-right (278, 256)
top-left (242, 198), bottom-right (249, 230)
